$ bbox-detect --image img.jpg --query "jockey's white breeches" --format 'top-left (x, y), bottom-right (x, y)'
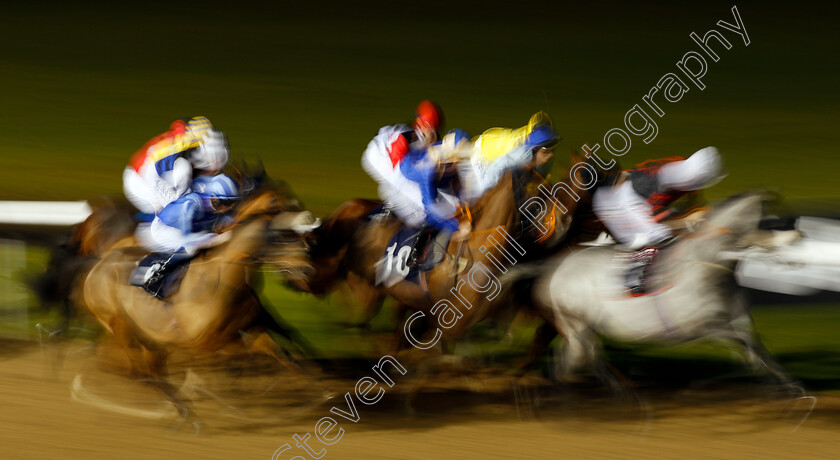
top-left (135, 219), bottom-right (216, 255)
top-left (123, 167), bottom-right (164, 215)
top-left (123, 159), bottom-right (191, 215)
top-left (593, 181), bottom-right (672, 250)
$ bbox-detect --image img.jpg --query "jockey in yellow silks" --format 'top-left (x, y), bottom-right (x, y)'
top-left (459, 112), bottom-right (558, 203)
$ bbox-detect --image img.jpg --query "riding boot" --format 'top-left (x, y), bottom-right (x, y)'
top-left (143, 249), bottom-right (192, 299)
top-left (624, 236), bottom-right (677, 295)
top-left (423, 228), bottom-right (454, 270)
top-left (403, 225), bottom-right (427, 269)
top-left (625, 247), bottom-right (659, 295)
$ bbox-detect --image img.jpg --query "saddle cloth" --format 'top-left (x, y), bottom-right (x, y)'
top-left (129, 252), bottom-right (191, 299)
top-left (375, 226), bottom-right (437, 287)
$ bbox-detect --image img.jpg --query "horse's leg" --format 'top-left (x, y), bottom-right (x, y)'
top-left (711, 308), bottom-right (816, 430)
top-left (37, 298), bottom-right (78, 377)
top-left (253, 300), bottom-right (319, 359)
top-left (140, 344), bottom-right (195, 422)
top-left (389, 302), bottom-right (420, 356)
top-left (341, 272), bottom-right (387, 329)
top-left (248, 330), bottom-right (305, 377)
top-left (726, 310), bottom-right (801, 394)
top-left (550, 315), bottom-right (588, 382)
top-left (109, 317), bottom-right (149, 377)
top-left (514, 321), bottom-right (559, 376)
top-left (247, 329), bottom-right (335, 400)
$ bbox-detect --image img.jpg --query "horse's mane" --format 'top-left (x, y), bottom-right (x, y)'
top-left (227, 159), bottom-right (303, 215)
top-left (704, 190), bottom-right (767, 220)
top-left (465, 171), bottom-right (518, 220)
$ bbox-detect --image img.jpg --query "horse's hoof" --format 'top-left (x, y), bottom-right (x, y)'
top-left (169, 413), bottom-right (202, 435)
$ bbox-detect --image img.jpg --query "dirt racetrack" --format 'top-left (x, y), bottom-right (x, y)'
top-left (1, 339), bottom-right (838, 460)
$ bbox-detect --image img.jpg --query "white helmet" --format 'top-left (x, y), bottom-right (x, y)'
top-left (191, 129), bottom-right (229, 172)
top-left (684, 146), bottom-right (726, 188)
top-left (660, 146), bottom-right (727, 191)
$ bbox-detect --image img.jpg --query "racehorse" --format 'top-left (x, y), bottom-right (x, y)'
top-left (296, 151), bottom-right (604, 357)
top-left (39, 169), bottom-right (317, 420)
top-left (525, 192), bottom-right (800, 391)
top-left (80, 180), bottom-right (316, 419)
top-left (32, 164), bottom-right (303, 327)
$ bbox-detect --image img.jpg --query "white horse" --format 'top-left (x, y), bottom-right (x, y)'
top-left (529, 192), bottom-right (798, 391)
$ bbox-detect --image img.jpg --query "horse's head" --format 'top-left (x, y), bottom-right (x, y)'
top-left (704, 191), bottom-right (766, 237)
top-left (73, 196), bottom-right (137, 257)
top-left (214, 165), bottom-right (316, 283)
top-left (263, 211), bottom-right (318, 285)
top-left (229, 160), bottom-right (304, 219)
top-left (520, 148), bottom-right (615, 247)
top-left (680, 191), bottom-right (768, 265)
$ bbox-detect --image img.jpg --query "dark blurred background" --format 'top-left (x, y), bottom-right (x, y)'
top-left (1, 2), bottom-right (839, 458)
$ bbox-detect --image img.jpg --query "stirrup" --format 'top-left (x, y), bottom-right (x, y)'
top-left (142, 260), bottom-right (173, 299)
top-left (143, 272), bottom-right (167, 299)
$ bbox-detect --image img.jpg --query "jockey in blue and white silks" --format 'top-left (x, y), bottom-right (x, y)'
top-left (123, 116), bottom-right (230, 215)
top-left (361, 101), bottom-right (444, 227)
top-left (137, 173), bottom-right (240, 256)
top-left (135, 173), bottom-right (241, 297)
top-left (398, 129), bottom-right (472, 235)
top-left (458, 112), bottom-right (559, 203)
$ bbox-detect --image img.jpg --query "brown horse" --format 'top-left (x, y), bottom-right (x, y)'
top-left (65, 179), bottom-right (316, 420)
top-left (33, 165), bottom-right (303, 330)
top-left (30, 196), bottom-right (138, 326)
top-left (296, 151), bottom-right (603, 358)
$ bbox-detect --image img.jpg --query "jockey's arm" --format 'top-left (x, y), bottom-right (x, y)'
top-left (483, 145), bottom-right (533, 186)
top-left (400, 150), bottom-right (460, 234)
top-left (149, 194), bottom-right (223, 255)
top-left (155, 157), bottom-right (193, 203)
top-left (179, 229), bottom-right (232, 255)
top-left (212, 214), bottom-right (236, 233)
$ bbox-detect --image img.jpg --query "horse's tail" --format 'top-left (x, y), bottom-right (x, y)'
top-left (26, 235), bottom-right (98, 339)
top-left (28, 197), bottom-right (135, 314)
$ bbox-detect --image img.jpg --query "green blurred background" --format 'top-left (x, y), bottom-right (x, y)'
top-left (1, 1), bottom-right (837, 212)
top-left (1, 1), bottom-right (839, 382)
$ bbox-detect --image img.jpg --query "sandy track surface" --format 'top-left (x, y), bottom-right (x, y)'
top-left (0, 339), bottom-right (837, 460)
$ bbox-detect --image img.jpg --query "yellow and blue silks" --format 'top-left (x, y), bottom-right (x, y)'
top-left (474, 111), bottom-right (554, 163)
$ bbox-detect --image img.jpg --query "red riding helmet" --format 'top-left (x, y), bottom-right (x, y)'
top-left (413, 100), bottom-right (444, 133)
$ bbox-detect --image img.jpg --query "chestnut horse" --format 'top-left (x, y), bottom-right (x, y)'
top-left (295, 152), bottom-right (603, 357)
top-left (78, 183), bottom-right (317, 419)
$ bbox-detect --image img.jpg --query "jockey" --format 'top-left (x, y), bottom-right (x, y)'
top-left (402, 129), bottom-right (472, 233)
top-left (592, 146), bottom-right (725, 295)
top-left (460, 112), bottom-right (559, 203)
top-left (399, 129), bottom-right (473, 264)
top-left (361, 100), bottom-right (444, 228)
top-left (123, 116), bottom-right (230, 216)
top-left (136, 173), bottom-right (241, 297)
